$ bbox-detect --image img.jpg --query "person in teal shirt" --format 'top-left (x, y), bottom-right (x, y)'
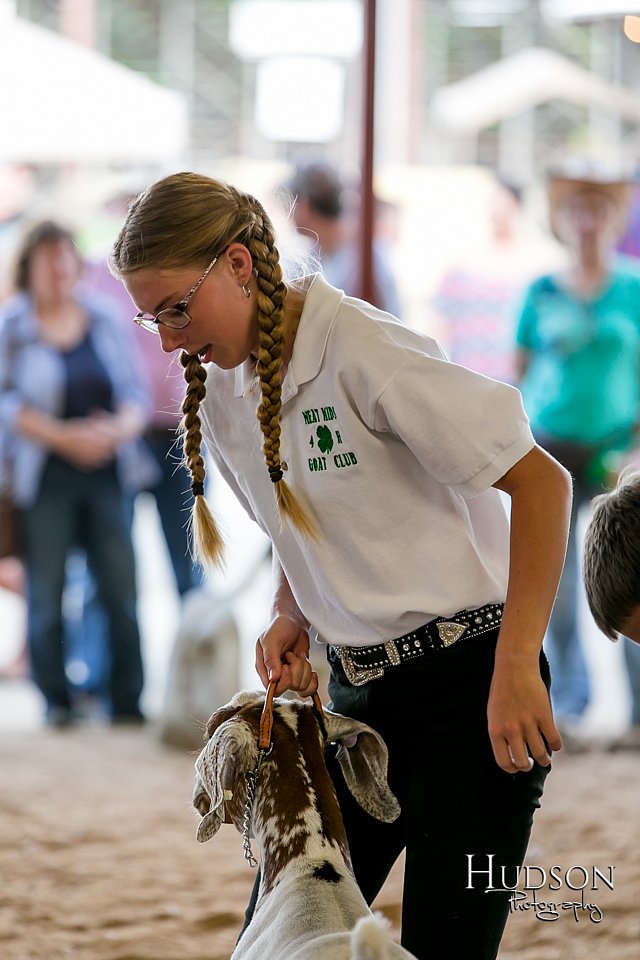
top-left (516, 165), bottom-right (640, 733)
top-left (517, 270), bottom-right (640, 451)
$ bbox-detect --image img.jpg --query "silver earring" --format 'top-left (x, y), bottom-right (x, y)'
top-left (242, 284), bottom-right (251, 299)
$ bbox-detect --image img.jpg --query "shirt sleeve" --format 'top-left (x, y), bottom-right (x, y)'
top-left (373, 354), bottom-right (535, 498)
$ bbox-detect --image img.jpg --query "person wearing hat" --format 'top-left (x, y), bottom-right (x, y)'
top-left (515, 163), bottom-right (640, 738)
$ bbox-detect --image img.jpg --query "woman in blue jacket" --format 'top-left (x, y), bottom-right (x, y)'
top-left (0, 221), bottom-right (156, 726)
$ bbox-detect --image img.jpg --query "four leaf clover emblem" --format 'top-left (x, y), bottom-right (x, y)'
top-left (316, 425), bottom-right (334, 454)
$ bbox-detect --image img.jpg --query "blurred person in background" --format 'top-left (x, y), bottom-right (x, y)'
top-left (432, 172), bottom-right (561, 384)
top-left (283, 159), bottom-right (402, 318)
top-left (0, 221), bottom-right (154, 727)
top-left (516, 164), bottom-right (640, 740)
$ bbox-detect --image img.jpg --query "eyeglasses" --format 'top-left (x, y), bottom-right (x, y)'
top-left (133, 255), bottom-right (219, 334)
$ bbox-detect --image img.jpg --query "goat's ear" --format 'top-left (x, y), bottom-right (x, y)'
top-left (193, 770), bottom-right (221, 843)
top-left (204, 690), bottom-right (264, 741)
top-left (193, 721), bottom-right (254, 843)
top-left (322, 710), bottom-right (401, 824)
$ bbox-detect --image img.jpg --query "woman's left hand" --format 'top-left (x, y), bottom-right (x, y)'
top-left (487, 660), bottom-right (562, 773)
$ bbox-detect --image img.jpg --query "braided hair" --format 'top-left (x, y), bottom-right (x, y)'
top-left (111, 173), bottom-right (317, 566)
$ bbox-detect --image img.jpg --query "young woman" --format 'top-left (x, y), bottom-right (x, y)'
top-left (111, 172), bottom-right (571, 960)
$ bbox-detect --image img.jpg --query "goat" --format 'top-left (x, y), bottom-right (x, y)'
top-left (193, 690), bottom-right (418, 960)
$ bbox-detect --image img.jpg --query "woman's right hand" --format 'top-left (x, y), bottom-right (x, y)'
top-left (255, 614), bottom-right (317, 698)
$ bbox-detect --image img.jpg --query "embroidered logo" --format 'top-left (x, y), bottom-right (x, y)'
top-left (302, 405), bottom-right (358, 474)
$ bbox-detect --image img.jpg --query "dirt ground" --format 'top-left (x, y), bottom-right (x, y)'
top-left (0, 721), bottom-right (638, 960)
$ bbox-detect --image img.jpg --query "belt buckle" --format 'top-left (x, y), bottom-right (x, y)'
top-left (335, 645), bottom-right (385, 687)
top-left (436, 620), bottom-right (469, 647)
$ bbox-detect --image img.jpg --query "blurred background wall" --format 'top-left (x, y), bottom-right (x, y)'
top-left (2, 0), bottom-right (640, 326)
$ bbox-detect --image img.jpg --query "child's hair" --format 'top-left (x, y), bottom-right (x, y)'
top-left (583, 468), bottom-right (640, 639)
top-left (110, 172), bottom-right (318, 566)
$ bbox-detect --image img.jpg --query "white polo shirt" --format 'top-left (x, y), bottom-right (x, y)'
top-left (200, 275), bottom-right (534, 649)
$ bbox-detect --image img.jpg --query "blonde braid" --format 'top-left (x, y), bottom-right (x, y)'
top-left (243, 194), bottom-right (318, 540)
top-left (180, 352), bottom-right (224, 567)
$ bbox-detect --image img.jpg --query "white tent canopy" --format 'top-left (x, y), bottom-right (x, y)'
top-left (430, 46), bottom-right (640, 134)
top-left (0, 1), bottom-right (188, 163)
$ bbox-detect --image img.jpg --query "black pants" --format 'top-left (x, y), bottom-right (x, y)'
top-left (23, 460), bottom-right (143, 717)
top-left (242, 628), bottom-right (551, 960)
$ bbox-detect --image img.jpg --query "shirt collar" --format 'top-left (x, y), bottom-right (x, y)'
top-left (233, 274), bottom-right (343, 399)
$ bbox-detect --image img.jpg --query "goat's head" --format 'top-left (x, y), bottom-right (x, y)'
top-left (192, 690), bottom-right (400, 846)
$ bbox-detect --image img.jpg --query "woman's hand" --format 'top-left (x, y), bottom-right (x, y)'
top-left (255, 614), bottom-right (317, 698)
top-left (53, 416), bottom-right (119, 469)
top-left (487, 657), bottom-right (562, 773)
top-left (17, 405), bottom-right (126, 469)
top-left (51, 404), bottom-right (148, 470)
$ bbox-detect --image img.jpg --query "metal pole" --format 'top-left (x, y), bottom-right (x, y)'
top-left (359, 0), bottom-right (376, 303)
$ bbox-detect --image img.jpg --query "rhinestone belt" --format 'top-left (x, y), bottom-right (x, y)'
top-left (331, 603), bottom-right (503, 686)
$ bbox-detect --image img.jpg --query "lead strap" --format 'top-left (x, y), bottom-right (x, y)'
top-left (258, 680), bottom-right (324, 750)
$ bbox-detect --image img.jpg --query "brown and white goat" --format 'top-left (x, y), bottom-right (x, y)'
top-left (193, 690), bottom-right (417, 960)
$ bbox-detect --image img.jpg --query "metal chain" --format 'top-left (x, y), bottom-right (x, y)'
top-left (241, 745), bottom-right (271, 868)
